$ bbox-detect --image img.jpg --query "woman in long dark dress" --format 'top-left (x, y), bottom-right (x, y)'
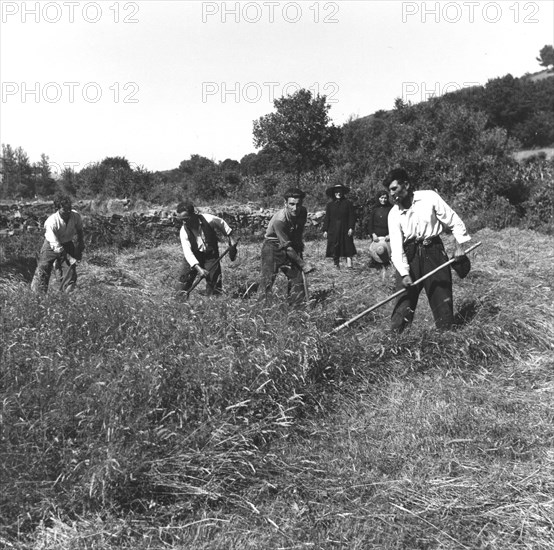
top-left (323, 184), bottom-right (357, 269)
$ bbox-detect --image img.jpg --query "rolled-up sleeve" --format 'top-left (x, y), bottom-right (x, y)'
top-left (388, 208), bottom-right (410, 277)
top-left (44, 217), bottom-right (64, 254)
top-left (179, 226), bottom-right (199, 267)
top-left (206, 214), bottom-right (233, 237)
top-left (433, 192), bottom-right (471, 244)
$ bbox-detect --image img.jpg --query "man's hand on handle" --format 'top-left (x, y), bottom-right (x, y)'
top-left (401, 275), bottom-right (413, 288)
top-left (66, 254), bottom-right (78, 266)
top-left (195, 264), bottom-right (209, 278)
top-left (454, 242), bottom-right (466, 258)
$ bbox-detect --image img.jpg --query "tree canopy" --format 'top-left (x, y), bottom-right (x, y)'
top-left (252, 89), bottom-right (340, 178)
top-left (537, 45), bottom-right (554, 71)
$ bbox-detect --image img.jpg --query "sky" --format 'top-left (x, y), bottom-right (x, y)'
top-left (1, 0), bottom-right (553, 174)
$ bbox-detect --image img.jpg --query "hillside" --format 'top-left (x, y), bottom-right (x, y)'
top-left (354, 69), bottom-right (554, 153)
top-left (524, 69), bottom-right (554, 82)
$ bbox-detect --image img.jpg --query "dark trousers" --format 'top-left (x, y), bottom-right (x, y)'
top-left (31, 240), bottom-right (77, 293)
top-left (391, 238), bottom-right (453, 332)
top-left (260, 240), bottom-right (305, 305)
top-left (176, 250), bottom-right (222, 297)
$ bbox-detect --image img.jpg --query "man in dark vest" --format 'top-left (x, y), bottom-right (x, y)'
top-left (175, 201), bottom-right (237, 297)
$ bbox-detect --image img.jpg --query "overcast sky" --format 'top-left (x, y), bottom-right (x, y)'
top-left (1, 0), bottom-right (553, 174)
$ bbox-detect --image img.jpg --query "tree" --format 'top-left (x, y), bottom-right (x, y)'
top-left (179, 154), bottom-right (216, 175)
top-left (252, 88), bottom-right (340, 179)
top-left (13, 147), bottom-right (34, 198)
top-left (1, 144), bottom-right (17, 198)
top-left (240, 148), bottom-right (283, 176)
top-left (59, 167), bottom-right (77, 196)
top-left (219, 158), bottom-right (240, 172)
top-left (34, 153), bottom-right (56, 196)
top-left (76, 156), bottom-right (134, 198)
top-left (537, 44), bottom-right (554, 71)
top-left (479, 75), bottom-right (533, 133)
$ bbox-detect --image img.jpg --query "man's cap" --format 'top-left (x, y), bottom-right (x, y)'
top-left (383, 167), bottom-right (409, 188)
top-left (54, 193), bottom-right (72, 210)
top-left (326, 184), bottom-right (350, 198)
top-left (176, 200), bottom-right (196, 217)
top-left (369, 240), bottom-right (391, 264)
top-left (284, 188), bottom-right (306, 200)
top-left (451, 254), bottom-right (471, 279)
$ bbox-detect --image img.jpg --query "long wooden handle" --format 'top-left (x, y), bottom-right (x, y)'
top-left (302, 270), bottom-right (310, 302)
top-left (331, 241), bottom-right (482, 334)
top-left (185, 239), bottom-right (239, 299)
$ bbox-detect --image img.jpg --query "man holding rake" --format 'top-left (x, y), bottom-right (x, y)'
top-left (385, 168), bottom-right (471, 332)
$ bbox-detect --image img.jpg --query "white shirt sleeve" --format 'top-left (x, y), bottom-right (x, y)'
top-left (388, 207), bottom-right (410, 277)
top-left (179, 226), bottom-right (199, 267)
top-left (432, 192), bottom-right (471, 244)
top-left (44, 213), bottom-right (64, 254)
top-left (203, 213), bottom-right (233, 236)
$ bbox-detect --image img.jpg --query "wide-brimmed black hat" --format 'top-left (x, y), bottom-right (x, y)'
top-left (452, 254), bottom-right (471, 279)
top-left (326, 184), bottom-right (350, 198)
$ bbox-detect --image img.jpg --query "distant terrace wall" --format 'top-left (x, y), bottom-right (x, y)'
top-left (0, 200), bottom-right (326, 239)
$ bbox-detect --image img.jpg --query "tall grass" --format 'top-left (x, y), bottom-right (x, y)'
top-left (1, 227), bottom-right (553, 548)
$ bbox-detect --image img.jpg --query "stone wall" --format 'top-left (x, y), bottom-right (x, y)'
top-left (0, 200), bottom-right (326, 238)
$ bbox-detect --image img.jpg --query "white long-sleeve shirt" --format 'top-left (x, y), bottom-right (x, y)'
top-left (179, 213), bottom-right (232, 267)
top-left (44, 210), bottom-right (84, 254)
top-left (388, 190), bottom-right (470, 277)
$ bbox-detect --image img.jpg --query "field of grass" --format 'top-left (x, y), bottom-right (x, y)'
top-left (1, 226), bottom-right (553, 549)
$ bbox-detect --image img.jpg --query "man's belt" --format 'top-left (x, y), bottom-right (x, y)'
top-left (404, 235), bottom-right (442, 247)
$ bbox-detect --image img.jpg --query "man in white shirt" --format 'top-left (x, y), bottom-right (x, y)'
top-left (31, 194), bottom-right (85, 293)
top-left (175, 201), bottom-right (237, 298)
top-left (385, 168), bottom-right (471, 332)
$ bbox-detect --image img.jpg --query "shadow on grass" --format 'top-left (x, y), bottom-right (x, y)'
top-left (0, 257), bottom-right (37, 282)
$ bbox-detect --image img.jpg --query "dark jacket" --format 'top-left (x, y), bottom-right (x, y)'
top-left (368, 204), bottom-right (392, 237)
